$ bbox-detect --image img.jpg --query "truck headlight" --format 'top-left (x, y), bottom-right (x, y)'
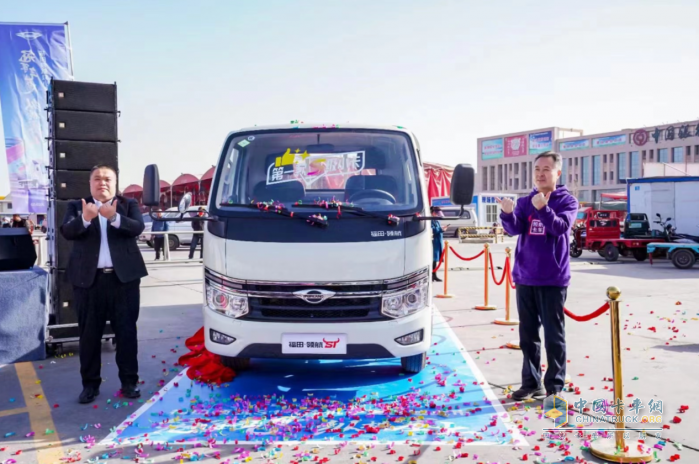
top-left (205, 283), bottom-right (249, 318)
top-left (381, 276), bottom-right (429, 318)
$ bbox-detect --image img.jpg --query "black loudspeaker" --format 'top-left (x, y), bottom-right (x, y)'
top-left (53, 110), bottom-right (117, 142)
top-left (52, 269), bottom-right (76, 323)
top-left (51, 80), bottom-right (116, 113)
top-left (52, 170), bottom-right (92, 200)
top-left (52, 141), bottom-right (118, 171)
top-left (0, 228), bottom-right (38, 271)
top-left (50, 200), bottom-right (74, 270)
top-left (50, 269), bottom-right (115, 340)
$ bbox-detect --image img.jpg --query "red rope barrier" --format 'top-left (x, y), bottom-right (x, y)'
top-left (564, 302), bottom-right (610, 322)
top-left (433, 247), bottom-right (447, 272)
top-left (449, 247), bottom-right (485, 261)
top-left (489, 254), bottom-right (509, 286)
top-left (506, 260), bottom-right (517, 289)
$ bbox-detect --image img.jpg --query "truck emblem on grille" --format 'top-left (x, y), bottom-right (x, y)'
top-left (293, 289), bottom-right (335, 304)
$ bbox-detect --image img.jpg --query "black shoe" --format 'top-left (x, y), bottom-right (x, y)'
top-left (121, 385), bottom-right (141, 399)
top-left (511, 385), bottom-right (546, 401)
top-left (79, 387), bottom-right (100, 404)
top-left (432, 274), bottom-right (442, 282)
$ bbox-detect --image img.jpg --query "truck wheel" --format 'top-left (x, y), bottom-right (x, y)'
top-left (603, 244), bottom-right (619, 262)
top-left (597, 250), bottom-right (606, 258)
top-left (168, 235), bottom-right (180, 250)
top-left (401, 352), bottom-right (426, 374)
top-left (671, 249), bottom-right (696, 269)
top-left (632, 249), bottom-right (648, 262)
top-left (570, 242), bottom-right (583, 258)
top-left (221, 356), bottom-right (251, 371)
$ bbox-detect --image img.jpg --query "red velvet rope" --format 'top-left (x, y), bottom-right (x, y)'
top-left (563, 302), bottom-right (611, 322)
top-left (449, 247), bottom-right (485, 262)
top-left (489, 254), bottom-right (509, 286)
top-left (505, 256), bottom-right (609, 321)
top-left (433, 247), bottom-right (447, 272)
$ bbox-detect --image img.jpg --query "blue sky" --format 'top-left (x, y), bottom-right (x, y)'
top-left (2, 0), bottom-right (699, 193)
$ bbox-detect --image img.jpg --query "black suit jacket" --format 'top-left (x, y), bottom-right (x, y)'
top-left (60, 195), bottom-right (148, 288)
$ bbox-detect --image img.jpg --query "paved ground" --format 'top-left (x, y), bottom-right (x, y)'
top-left (1, 239), bottom-right (697, 463)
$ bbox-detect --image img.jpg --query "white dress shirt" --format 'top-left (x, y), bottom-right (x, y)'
top-left (82, 198), bottom-right (121, 269)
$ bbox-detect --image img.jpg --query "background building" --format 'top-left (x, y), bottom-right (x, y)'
top-left (477, 120), bottom-right (699, 202)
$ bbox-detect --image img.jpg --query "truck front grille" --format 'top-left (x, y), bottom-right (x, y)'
top-left (245, 297), bottom-right (388, 322)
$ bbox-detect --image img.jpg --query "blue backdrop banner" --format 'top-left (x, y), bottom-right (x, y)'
top-left (0, 23), bottom-right (73, 213)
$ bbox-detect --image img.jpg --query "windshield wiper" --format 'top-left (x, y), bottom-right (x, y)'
top-left (219, 202), bottom-right (328, 228)
top-left (291, 201), bottom-right (401, 226)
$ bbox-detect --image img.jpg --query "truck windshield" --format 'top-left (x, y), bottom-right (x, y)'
top-left (216, 129), bottom-right (421, 214)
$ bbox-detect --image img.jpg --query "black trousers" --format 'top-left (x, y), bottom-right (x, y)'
top-left (75, 271), bottom-right (140, 389)
top-left (188, 234), bottom-right (202, 259)
top-left (516, 284), bottom-right (567, 394)
top-left (153, 237), bottom-right (165, 259)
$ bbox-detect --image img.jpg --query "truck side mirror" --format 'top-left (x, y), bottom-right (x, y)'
top-left (143, 164), bottom-right (161, 207)
top-left (179, 192), bottom-right (192, 214)
top-left (450, 164), bottom-right (475, 206)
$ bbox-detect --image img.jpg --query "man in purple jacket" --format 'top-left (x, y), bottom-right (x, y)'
top-left (497, 151), bottom-right (578, 401)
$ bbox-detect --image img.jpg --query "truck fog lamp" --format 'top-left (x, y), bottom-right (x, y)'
top-left (395, 329), bottom-right (424, 346)
top-left (210, 329), bottom-right (236, 345)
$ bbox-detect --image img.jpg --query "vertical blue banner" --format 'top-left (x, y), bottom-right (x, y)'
top-left (0, 23), bottom-right (73, 213)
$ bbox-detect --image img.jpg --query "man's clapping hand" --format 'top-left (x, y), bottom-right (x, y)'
top-left (82, 199), bottom-right (99, 221)
top-left (496, 197), bottom-right (515, 214)
top-left (99, 199), bottom-right (118, 219)
top-left (531, 192), bottom-right (551, 210)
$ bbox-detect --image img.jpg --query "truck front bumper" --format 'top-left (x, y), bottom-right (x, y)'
top-left (203, 304), bottom-right (433, 360)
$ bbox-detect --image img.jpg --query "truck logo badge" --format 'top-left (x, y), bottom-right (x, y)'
top-left (293, 289), bottom-right (335, 304)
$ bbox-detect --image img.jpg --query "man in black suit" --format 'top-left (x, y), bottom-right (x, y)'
top-left (60, 165), bottom-right (148, 404)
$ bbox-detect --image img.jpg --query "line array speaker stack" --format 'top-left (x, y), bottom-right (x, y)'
top-left (46, 80), bottom-right (118, 344)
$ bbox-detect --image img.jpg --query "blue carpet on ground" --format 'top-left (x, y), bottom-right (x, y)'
top-left (102, 312), bottom-right (522, 446)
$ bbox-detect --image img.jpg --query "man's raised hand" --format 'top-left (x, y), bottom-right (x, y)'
top-left (99, 199), bottom-right (118, 219)
top-left (82, 199), bottom-right (99, 222)
top-left (496, 197), bottom-right (515, 214)
top-left (531, 192), bottom-right (551, 210)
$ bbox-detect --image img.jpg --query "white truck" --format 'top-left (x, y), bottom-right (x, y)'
top-left (141, 124), bottom-right (474, 373)
top-left (628, 177), bottom-right (699, 236)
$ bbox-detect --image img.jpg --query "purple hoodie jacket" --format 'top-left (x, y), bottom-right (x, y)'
top-left (500, 186), bottom-right (579, 287)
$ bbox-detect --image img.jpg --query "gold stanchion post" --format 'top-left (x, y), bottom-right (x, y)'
top-left (474, 243), bottom-right (496, 310)
top-left (495, 247), bottom-right (519, 325)
top-left (590, 287), bottom-right (652, 463)
top-left (435, 240), bottom-right (454, 298)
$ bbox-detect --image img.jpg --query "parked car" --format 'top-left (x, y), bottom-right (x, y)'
top-left (139, 207), bottom-right (203, 250)
top-left (439, 206), bottom-right (479, 237)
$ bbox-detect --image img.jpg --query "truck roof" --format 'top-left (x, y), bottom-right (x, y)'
top-left (232, 122), bottom-right (414, 135)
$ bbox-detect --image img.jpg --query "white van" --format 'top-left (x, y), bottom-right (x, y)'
top-left (430, 196), bottom-right (478, 237)
top-left (142, 124), bottom-right (474, 374)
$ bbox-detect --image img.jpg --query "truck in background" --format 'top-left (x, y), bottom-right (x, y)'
top-left (627, 177), bottom-right (699, 237)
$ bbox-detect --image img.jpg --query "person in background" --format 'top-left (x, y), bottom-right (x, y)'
top-left (151, 212), bottom-right (169, 260)
top-left (25, 219), bottom-right (35, 235)
top-left (189, 206), bottom-right (206, 260)
top-left (11, 214), bottom-right (26, 228)
top-left (497, 151), bottom-right (578, 401)
top-left (430, 206), bottom-right (447, 282)
top-left (60, 164), bottom-right (147, 404)
top-left (1, 217), bottom-right (11, 228)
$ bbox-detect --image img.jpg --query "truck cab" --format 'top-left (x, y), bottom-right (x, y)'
top-left (142, 124), bottom-right (474, 374)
